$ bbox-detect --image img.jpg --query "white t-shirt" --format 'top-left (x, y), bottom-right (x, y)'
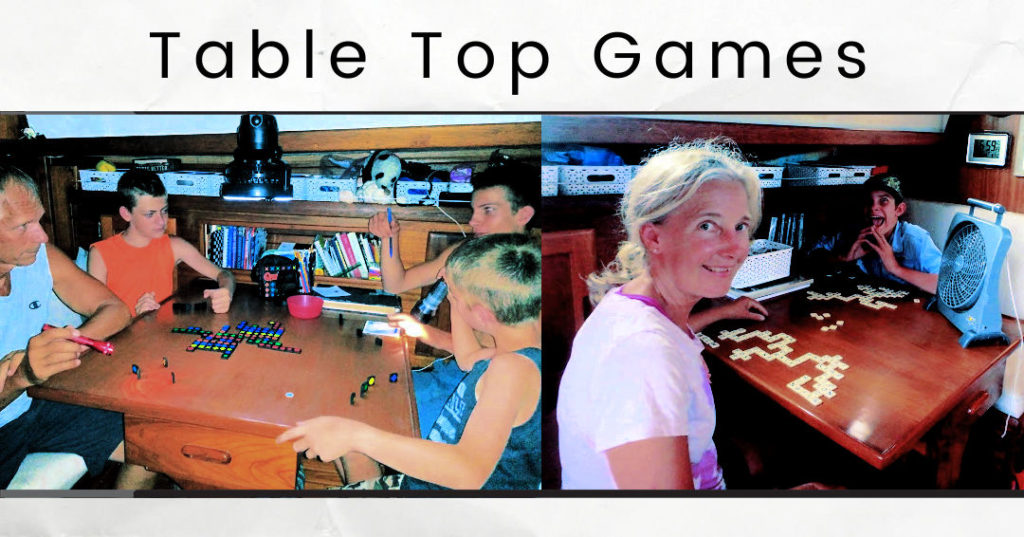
top-left (556, 288), bottom-right (724, 489)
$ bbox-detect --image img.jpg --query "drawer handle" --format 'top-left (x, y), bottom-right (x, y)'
top-left (181, 444), bottom-right (232, 465)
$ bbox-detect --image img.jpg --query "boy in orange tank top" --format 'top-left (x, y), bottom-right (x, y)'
top-left (88, 169), bottom-right (235, 316)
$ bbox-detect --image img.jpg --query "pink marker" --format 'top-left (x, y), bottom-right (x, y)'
top-left (42, 324), bottom-right (115, 355)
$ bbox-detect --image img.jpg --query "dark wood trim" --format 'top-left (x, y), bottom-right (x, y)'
top-left (542, 115), bottom-right (945, 147)
top-left (0, 121), bottom-right (540, 157)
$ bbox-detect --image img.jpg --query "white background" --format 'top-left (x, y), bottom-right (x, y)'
top-left (2, 0), bottom-right (1023, 534)
top-left (2, 0), bottom-right (1024, 111)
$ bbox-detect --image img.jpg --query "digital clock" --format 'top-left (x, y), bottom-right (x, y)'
top-left (965, 132), bottom-right (1011, 166)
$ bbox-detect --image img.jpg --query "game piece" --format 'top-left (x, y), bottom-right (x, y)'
top-left (360, 382), bottom-right (368, 397)
top-left (131, 364), bottom-right (139, 374)
top-left (375, 338), bottom-right (382, 346)
top-left (350, 392), bottom-right (356, 405)
top-left (836, 320), bottom-right (844, 326)
top-left (367, 375), bottom-right (376, 386)
top-left (171, 372), bottom-right (176, 383)
top-left (285, 392), bottom-right (294, 398)
top-left (162, 357), bottom-right (168, 367)
top-left (718, 327), bottom-right (849, 405)
top-left (389, 373), bottom-right (398, 383)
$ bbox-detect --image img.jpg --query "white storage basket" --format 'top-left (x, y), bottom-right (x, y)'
top-left (732, 239), bottom-right (793, 289)
top-left (79, 170), bottom-right (122, 191)
top-left (541, 166), bottom-right (558, 197)
top-left (557, 165), bottom-right (635, 196)
top-left (292, 175), bottom-right (358, 202)
top-left (751, 166), bottom-right (784, 188)
top-left (160, 172), bottom-right (225, 197)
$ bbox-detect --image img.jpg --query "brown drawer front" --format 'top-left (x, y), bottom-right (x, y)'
top-left (125, 416), bottom-right (296, 490)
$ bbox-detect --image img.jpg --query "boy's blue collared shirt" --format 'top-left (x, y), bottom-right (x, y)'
top-left (815, 221), bottom-right (942, 285)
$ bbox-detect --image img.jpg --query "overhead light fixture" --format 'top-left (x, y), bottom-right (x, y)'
top-left (222, 114), bottom-right (292, 201)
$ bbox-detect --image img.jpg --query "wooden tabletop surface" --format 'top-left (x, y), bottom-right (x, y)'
top-left (30, 285), bottom-right (419, 441)
top-left (702, 277), bottom-right (1021, 470)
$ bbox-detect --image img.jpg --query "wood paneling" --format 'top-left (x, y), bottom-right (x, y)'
top-left (543, 116), bottom-right (945, 147)
top-left (946, 115), bottom-right (1024, 214)
top-left (0, 122), bottom-right (540, 157)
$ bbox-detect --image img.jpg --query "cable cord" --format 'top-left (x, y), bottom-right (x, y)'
top-left (1002, 260), bottom-right (1024, 438)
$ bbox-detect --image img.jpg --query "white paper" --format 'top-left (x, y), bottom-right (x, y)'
top-left (313, 285), bottom-right (350, 298)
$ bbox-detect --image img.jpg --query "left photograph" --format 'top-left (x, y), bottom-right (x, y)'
top-left (0, 114), bottom-right (541, 491)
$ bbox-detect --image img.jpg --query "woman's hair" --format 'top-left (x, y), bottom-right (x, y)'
top-left (587, 139), bottom-right (762, 304)
top-left (445, 233), bottom-right (541, 325)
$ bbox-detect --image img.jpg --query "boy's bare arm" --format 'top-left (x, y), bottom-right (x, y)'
top-left (86, 246), bottom-right (108, 284)
top-left (171, 237), bottom-right (236, 311)
top-left (278, 353), bottom-right (539, 489)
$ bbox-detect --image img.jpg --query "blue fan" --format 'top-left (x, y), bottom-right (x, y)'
top-left (932, 198), bottom-right (1012, 348)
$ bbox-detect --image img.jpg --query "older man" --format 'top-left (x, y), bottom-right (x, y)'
top-left (0, 164), bottom-right (151, 489)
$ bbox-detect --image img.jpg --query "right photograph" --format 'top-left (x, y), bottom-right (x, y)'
top-left (541, 114), bottom-right (1024, 490)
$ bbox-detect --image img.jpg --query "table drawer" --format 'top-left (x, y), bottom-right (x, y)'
top-left (125, 416), bottom-right (296, 490)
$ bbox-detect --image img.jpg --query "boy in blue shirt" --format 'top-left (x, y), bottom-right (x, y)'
top-left (810, 174), bottom-right (942, 293)
top-left (277, 233), bottom-right (541, 489)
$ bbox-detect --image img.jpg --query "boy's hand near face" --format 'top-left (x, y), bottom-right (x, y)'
top-left (841, 227), bottom-right (875, 262)
top-left (203, 287), bottom-right (232, 314)
top-left (861, 226), bottom-right (899, 273)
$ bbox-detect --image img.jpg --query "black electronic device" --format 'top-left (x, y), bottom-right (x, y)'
top-left (223, 114), bottom-right (293, 201)
top-left (251, 255), bottom-right (302, 301)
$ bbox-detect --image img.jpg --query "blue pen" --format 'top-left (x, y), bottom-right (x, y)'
top-left (387, 207), bottom-right (393, 258)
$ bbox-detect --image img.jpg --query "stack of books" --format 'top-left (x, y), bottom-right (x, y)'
top-left (312, 232), bottom-right (382, 281)
top-left (206, 225), bottom-right (268, 270)
top-left (316, 289), bottom-right (402, 316)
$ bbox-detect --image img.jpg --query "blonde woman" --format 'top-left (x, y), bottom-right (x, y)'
top-left (557, 141), bottom-right (765, 490)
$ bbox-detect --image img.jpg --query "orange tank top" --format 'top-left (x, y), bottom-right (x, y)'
top-left (92, 233), bottom-right (175, 316)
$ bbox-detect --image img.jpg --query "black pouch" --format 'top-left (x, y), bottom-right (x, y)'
top-left (251, 255), bottom-right (302, 301)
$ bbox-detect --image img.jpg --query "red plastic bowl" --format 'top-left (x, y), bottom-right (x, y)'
top-left (287, 294), bottom-right (323, 319)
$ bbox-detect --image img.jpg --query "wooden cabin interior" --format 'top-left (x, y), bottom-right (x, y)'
top-left (2, 113), bottom-right (1023, 491)
top-left (542, 114), bottom-right (1024, 490)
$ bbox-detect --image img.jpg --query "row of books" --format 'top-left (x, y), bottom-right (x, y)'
top-left (766, 212), bottom-right (806, 250)
top-left (206, 225), bottom-right (268, 270)
top-left (313, 232), bottom-right (382, 281)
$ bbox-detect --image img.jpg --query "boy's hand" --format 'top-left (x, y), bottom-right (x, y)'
top-left (203, 288), bottom-right (232, 314)
top-left (135, 292), bottom-right (161, 316)
top-left (387, 312), bottom-right (427, 338)
top-left (862, 227), bottom-right (899, 273)
top-left (24, 327), bottom-right (87, 385)
top-left (840, 227), bottom-right (874, 262)
top-left (276, 416), bottom-right (364, 461)
top-left (368, 211), bottom-right (400, 240)
top-left (0, 350), bottom-right (25, 391)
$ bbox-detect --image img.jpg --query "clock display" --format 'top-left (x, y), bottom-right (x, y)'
top-left (965, 132), bottom-right (1010, 166)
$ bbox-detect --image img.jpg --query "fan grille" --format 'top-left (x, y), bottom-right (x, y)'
top-left (938, 221), bottom-right (986, 312)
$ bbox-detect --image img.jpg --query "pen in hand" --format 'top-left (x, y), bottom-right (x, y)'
top-left (41, 324), bottom-right (115, 355)
top-left (387, 207), bottom-right (393, 258)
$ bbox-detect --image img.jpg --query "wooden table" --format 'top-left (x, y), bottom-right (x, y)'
top-left (29, 286), bottom-right (419, 489)
top-left (702, 278), bottom-right (1021, 487)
